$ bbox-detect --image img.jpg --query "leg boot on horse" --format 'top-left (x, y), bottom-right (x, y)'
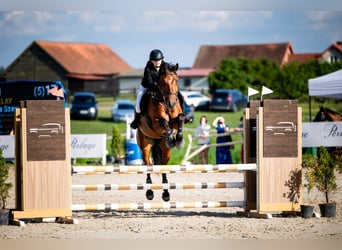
top-left (162, 173), bottom-right (170, 202)
top-left (146, 173), bottom-right (154, 200)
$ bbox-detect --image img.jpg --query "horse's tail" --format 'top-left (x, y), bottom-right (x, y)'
top-left (152, 144), bottom-right (162, 165)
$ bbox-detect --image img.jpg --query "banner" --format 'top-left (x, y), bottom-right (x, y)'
top-left (302, 122), bottom-right (342, 147)
top-left (0, 135), bottom-right (15, 159)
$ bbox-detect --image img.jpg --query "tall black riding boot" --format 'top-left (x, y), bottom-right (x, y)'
top-left (130, 111), bottom-right (141, 129)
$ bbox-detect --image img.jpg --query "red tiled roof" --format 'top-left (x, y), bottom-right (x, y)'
top-left (323, 42), bottom-right (342, 55)
top-left (192, 42), bottom-right (292, 69)
top-left (35, 40), bottom-right (131, 75)
top-left (178, 68), bottom-right (213, 77)
top-left (67, 73), bottom-right (108, 80)
top-left (288, 53), bottom-right (322, 64)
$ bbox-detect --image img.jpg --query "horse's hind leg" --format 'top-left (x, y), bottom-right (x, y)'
top-left (146, 173), bottom-right (154, 200)
top-left (162, 173), bottom-right (170, 202)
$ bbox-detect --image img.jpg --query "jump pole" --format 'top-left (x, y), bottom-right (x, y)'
top-left (72, 181), bottom-right (245, 191)
top-left (72, 163), bottom-right (257, 174)
top-left (71, 200), bottom-right (246, 211)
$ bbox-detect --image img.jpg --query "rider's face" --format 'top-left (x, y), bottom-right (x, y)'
top-left (152, 59), bottom-right (162, 68)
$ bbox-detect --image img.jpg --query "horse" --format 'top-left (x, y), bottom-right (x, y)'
top-left (313, 106), bottom-right (342, 155)
top-left (136, 62), bottom-right (185, 201)
top-left (313, 106), bottom-right (342, 122)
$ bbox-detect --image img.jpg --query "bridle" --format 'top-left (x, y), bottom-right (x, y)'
top-left (156, 71), bottom-right (179, 109)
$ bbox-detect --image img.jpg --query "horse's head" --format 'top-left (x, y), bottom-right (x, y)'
top-left (323, 107), bottom-right (342, 121)
top-left (158, 63), bottom-right (179, 109)
top-left (314, 106), bottom-right (326, 122)
top-left (314, 106), bottom-right (342, 122)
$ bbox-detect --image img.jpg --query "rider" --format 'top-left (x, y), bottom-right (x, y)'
top-left (130, 49), bottom-right (187, 129)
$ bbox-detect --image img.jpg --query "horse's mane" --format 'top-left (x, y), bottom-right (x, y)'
top-left (324, 107), bottom-right (341, 116)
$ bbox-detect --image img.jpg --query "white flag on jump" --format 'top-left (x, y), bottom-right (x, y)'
top-left (247, 87), bottom-right (259, 97)
top-left (261, 86), bottom-right (273, 96)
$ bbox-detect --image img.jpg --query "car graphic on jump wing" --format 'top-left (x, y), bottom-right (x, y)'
top-left (29, 123), bottom-right (64, 138)
top-left (265, 122), bottom-right (296, 135)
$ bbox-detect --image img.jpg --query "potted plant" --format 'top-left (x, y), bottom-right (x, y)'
top-left (301, 154), bottom-right (318, 218)
top-left (304, 146), bottom-right (338, 217)
top-left (0, 148), bottom-right (13, 225)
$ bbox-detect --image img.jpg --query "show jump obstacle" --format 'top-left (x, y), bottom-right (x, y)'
top-left (11, 99), bottom-right (302, 222)
top-left (12, 100), bottom-right (72, 221)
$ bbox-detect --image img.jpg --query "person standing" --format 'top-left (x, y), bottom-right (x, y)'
top-left (212, 115), bottom-right (233, 164)
top-left (195, 115), bottom-right (211, 164)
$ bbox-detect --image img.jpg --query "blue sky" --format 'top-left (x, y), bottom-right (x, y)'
top-left (1, 1), bottom-right (342, 69)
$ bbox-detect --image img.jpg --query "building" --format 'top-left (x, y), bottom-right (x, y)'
top-left (192, 42), bottom-right (294, 69)
top-left (177, 68), bottom-right (213, 93)
top-left (321, 42), bottom-right (342, 63)
top-left (5, 40), bottom-right (132, 97)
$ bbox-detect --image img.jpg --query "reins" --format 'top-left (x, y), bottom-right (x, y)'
top-left (155, 71), bottom-right (180, 110)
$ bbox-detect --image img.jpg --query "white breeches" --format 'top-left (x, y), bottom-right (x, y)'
top-left (135, 85), bottom-right (148, 113)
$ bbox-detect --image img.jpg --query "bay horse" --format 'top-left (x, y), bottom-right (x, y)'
top-left (136, 62), bottom-right (185, 201)
top-left (313, 106), bottom-right (342, 155)
top-left (313, 106), bottom-right (342, 122)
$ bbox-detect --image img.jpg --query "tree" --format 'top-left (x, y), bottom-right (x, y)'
top-left (208, 58), bottom-right (342, 101)
top-left (208, 58), bottom-right (279, 95)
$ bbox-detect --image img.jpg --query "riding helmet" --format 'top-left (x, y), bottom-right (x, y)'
top-left (149, 49), bottom-right (164, 61)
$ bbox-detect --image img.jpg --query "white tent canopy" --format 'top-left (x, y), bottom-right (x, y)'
top-left (308, 69), bottom-right (342, 99)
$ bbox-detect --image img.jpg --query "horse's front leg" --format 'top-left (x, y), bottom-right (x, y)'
top-left (160, 118), bottom-right (172, 137)
top-left (175, 114), bottom-right (186, 148)
top-left (160, 118), bottom-right (177, 148)
top-left (162, 173), bottom-right (170, 202)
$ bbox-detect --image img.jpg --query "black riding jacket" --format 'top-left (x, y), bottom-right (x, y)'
top-left (141, 60), bottom-right (184, 110)
top-left (141, 60), bottom-right (170, 90)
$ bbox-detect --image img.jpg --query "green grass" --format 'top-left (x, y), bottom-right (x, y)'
top-left (70, 97), bottom-right (342, 165)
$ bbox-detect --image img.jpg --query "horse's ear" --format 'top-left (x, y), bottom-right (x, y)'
top-left (169, 63), bottom-right (178, 72)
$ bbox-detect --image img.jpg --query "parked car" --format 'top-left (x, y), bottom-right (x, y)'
top-left (112, 99), bottom-right (135, 122)
top-left (180, 91), bottom-right (210, 110)
top-left (70, 92), bottom-right (98, 120)
top-left (209, 89), bottom-right (247, 112)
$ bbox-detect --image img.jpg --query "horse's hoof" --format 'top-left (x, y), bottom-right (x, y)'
top-left (176, 139), bottom-right (184, 149)
top-left (166, 140), bottom-right (175, 149)
top-left (146, 190), bottom-right (154, 200)
top-left (162, 190), bottom-right (170, 202)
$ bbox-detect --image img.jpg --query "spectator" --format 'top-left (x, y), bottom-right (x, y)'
top-left (212, 115), bottom-right (233, 164)
top-left (195, 115), bottom-right (211, 164)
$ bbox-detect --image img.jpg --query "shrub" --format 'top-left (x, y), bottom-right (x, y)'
top-left (0, 149), bottom-right (12, 209)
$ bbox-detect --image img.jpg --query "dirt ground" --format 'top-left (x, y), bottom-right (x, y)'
top-left (0, 166), bottom-right (341, 239)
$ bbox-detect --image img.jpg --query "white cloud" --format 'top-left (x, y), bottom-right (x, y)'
top-left (304, 11), bottom-right (342, 31)
top-left (0, 11), bottom-right (55, 35)
top-left (0, 10), bottom-right (276, 37)
top-left (135, 11), bottom-right (273, 32)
